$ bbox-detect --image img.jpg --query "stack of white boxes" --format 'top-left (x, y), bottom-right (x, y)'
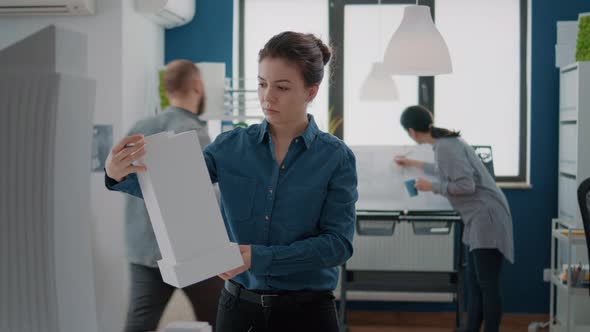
top-left (556, 20), bottom-right (579, 68)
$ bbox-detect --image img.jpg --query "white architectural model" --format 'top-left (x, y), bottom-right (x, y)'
top-left (0, 25), bottom-right (98, 332)
top-left (137, 130), bottom-right (243, 288)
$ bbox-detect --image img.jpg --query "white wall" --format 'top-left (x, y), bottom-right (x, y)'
top-left (122, 1), bottom-right (164, 131)
top-left (0, 1), bottom-right (164, 331)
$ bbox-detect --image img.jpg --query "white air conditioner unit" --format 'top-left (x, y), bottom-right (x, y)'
top-left (135, 0), bottom-right (195, 29)
top-left (0, 0), bottom-right (95, 16)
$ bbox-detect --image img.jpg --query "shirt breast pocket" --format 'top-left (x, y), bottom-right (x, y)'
top-left (218, 172), bottom-right (257, 221)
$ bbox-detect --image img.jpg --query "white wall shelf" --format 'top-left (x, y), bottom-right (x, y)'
top-left (558, 62), bottom-right (590, 227)
top-left (551, 61), bottom-right (590, 332)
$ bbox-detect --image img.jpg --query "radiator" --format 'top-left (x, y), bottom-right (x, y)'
top-left (335, 223), bottom-right (456, 302)
top-left (347, 222), bottom-right (455, 272)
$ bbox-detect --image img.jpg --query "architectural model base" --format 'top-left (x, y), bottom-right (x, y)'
top-left (158, 242), bottom-right (242, 288)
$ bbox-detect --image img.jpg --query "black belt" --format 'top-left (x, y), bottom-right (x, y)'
top-left (224, 280), bottom-right (333, 308)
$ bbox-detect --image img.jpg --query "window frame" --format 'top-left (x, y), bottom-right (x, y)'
top-left (329, 0), bottom-right (528, 183)
top-left (237, 0), bottom-right (528, 183)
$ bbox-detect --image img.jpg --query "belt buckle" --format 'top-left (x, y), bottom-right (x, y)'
top-left (260, 294), bottom-right (278, 308)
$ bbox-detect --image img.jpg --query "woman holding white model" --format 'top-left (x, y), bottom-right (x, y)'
top-left (105, 31), bottom-right (357, 332)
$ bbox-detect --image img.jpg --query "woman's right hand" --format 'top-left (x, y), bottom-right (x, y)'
top-left (105, 134), bottom-right (147, 182)
top-left (394, 156), bottom-right (424, 169)
top-left (394, 156), bottom-right (413, 167)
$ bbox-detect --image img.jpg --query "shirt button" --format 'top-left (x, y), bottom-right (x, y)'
top-left (295, 138), bottom-right (299, 143)
top-left (281, 164), bottom-right (285, 170)
top-left (268, 189), bottom-right (273, 194)
top-left (265, 215), bottom-right (269, 221)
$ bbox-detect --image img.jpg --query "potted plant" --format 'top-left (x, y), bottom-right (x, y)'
top-left (576, 12), bottom-right (590, 61)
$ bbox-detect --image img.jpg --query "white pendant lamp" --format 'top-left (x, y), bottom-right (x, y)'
top-left (359, 0), bottom-right (399, 101)
top-left (360, 62), bottom-right (399, 101)
top-left (383, 5), bottom-right (452, 76)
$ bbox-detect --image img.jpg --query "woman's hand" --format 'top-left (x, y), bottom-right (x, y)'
top-left (415, 177), bottom-right (433, 192)
top-left (218, 245), bottom-right (251, 281)
top-left (394, 156), bottom-right (424, 169)
top-left (105, 134), bottom-right (147, 182)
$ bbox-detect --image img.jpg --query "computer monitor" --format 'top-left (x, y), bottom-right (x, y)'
top-left (472, 145), bottom-right (495, 180)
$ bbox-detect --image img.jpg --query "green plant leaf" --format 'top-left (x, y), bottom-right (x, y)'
top-left (328, 106), bottom-right (343, 135)
top-left (159, 69), bottom-right (170, 110)
top-left (576, 15), bottom-right (590, 61)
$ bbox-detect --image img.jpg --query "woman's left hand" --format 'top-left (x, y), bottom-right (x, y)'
top-left (218, 245), bottom-right (251, 280)
top-left (415, 177), bottom-right (432, 192)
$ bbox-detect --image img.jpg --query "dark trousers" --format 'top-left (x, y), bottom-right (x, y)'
top-left (464, 248), bottom-right (504, 332)
top-left (124, 263), bottom-right (224, 332)
top-left (215, 288), bottom-right (340, 332)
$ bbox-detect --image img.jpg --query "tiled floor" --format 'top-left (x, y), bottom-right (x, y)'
top-left (345, 310), bottom-right (548, 332)
top-left (157, 292), bottom-right (546, 332)
top-left (350, 327), bottom-right (453, 332)
top-left (348, 324), bottom-right (537, 332)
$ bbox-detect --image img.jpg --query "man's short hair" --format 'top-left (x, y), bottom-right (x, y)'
top-left (163, 60), bottom-right (200, 96)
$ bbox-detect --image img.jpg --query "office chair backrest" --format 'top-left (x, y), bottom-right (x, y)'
top-left (577, 177), bottom-right (590, 296)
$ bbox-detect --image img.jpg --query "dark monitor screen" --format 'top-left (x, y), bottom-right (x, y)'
top-left (472, 145), bottom-right (495, 180)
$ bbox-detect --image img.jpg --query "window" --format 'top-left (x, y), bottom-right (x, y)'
top-left (239, 0), bottom-right (528, 182)
top-left (434, 0), bottom-right (525, 180)
top-left (330, 0), bottom-right (527, 182)
top-left (342, 3), bottom-right (419, 146)
top-left (237, 0), bottom-right (330, 131)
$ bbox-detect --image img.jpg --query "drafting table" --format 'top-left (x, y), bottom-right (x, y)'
top-left (338, 145), bottom-right (466, 330)
top-left (339, 210), bottom-right (465, 330)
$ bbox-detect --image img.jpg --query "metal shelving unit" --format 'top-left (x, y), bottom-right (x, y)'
top-left (549, 219), bottom-right (589, 332)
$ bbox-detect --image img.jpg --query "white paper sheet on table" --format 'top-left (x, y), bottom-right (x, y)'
top-left (350, 145), bottom-right (452, 211)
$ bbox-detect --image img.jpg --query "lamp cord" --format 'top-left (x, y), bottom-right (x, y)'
top-left (377, 0), bottom-right (381, 54)
top-left (378, 0), bottom-right (382, 57)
